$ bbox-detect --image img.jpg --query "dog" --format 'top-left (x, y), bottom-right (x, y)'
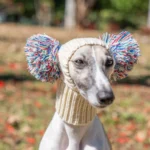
top-left (25, 32), bottom-right (140, 150)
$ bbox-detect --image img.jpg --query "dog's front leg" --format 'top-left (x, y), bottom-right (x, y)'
top-left (64, 123), bottom-right (89, 150)
top-left (81, 116), bottom-right (111, 150)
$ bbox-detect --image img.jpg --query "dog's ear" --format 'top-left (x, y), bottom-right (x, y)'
top-left (100, 31), bottom-right (140, 80)
top-left (25, 34), bottom-right (61, 83)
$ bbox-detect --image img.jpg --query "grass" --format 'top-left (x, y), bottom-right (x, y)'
top-left (0, 23), bottom-right (150, 150)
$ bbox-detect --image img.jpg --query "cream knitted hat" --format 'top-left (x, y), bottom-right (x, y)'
top-left (58, 38), bottom-right (108, 89)
top-left (25, 32), bottom-right (140, 84)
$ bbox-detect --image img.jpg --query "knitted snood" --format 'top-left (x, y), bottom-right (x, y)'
top-left (56, 79), bottom-right (96, 125)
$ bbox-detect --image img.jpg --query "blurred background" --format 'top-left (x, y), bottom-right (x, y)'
top-left (0, 0), bottom-right (150, 150)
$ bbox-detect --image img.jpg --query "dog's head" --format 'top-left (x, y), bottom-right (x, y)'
top-left (25, 32), bottom-right (140, 108)
top-left (58, 38), bottom-right (115, 108)
top-left (67, 43), bottom-right (115, 108)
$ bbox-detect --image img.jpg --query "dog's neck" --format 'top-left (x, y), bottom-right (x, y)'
top-left (55, 79), bottom-right (96, 125)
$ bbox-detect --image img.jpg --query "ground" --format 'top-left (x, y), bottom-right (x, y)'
top-left (0, 24), bottom-right (150, 150)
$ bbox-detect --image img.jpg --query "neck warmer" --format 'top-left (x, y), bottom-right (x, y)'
top-left (55, 79), bottom-right (96, 126)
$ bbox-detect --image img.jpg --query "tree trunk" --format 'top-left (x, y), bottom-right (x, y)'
top-left (34, 0), bottom-right (52, 26)
top-left (76, 0), bottom-right (96, 28)
top-left (64, 0), bottom-right (76, 29)
top-left (148, 0), bottom-right (150, 28)
top-left (34, 0), bottom-right (40, 23)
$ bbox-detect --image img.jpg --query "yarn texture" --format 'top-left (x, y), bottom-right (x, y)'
top-left (25, 34), bottom-right (61, 83)
top-left (56, 79), bottom-right (96, 125)
top-left (100, 31), bottom-right (140, 80)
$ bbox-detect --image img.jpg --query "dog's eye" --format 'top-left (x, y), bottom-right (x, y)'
top-left (105, 59), bottom-right (113, 67)
top-left (75, 59), bottom-right (84, 65)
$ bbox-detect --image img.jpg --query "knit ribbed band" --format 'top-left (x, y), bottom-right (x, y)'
top-left (56, 79), bottom-right (96, 126)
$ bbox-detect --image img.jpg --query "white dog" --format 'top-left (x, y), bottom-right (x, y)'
top-left (25, 32), bottom-right (140, 150)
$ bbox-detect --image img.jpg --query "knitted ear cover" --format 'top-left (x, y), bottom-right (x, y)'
top-left (100, 31), bottom-right (140, 80)
top-left (25, 34), bottom-right (61, 83)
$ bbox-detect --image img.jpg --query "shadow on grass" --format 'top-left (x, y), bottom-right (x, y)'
top-left (114, 75), bottom-right (150, 86)
top-left (0, 73), bottom-right (150, 86)
top-left (0, 73), bottom-right (35, 81)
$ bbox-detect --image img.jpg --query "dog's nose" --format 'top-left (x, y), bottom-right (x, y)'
top-left (97, 91), bottom-right (115, 105)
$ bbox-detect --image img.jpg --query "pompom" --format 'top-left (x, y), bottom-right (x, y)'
top-left (100, 31), bottom-right (140, 80)
top-left (25, 34), bottom-right (61, 83)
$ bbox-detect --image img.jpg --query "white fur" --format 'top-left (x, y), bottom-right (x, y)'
top-left (92, 46), bottom-right (109, 90)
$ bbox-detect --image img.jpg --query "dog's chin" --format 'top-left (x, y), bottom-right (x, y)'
top-left (99, 105), bottom-right (107, 108)
top-left (94, 104), bottom-right (107, 109)
top-left (90, 103), bottom-right (108, 109)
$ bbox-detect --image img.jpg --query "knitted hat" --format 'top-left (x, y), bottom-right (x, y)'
top-left (25, 31), bottom-right (140, 87)
top-left (58, 38), bottom-right (108, 88)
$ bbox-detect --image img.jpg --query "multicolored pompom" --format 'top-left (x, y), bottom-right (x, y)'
top-left (100, 31), bottom-right (140, 80)
top-left (25, 34), bottom-right (61, 83)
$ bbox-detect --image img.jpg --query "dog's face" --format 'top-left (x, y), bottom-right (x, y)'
top-left (69, 45), bottom-right (115, 108)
